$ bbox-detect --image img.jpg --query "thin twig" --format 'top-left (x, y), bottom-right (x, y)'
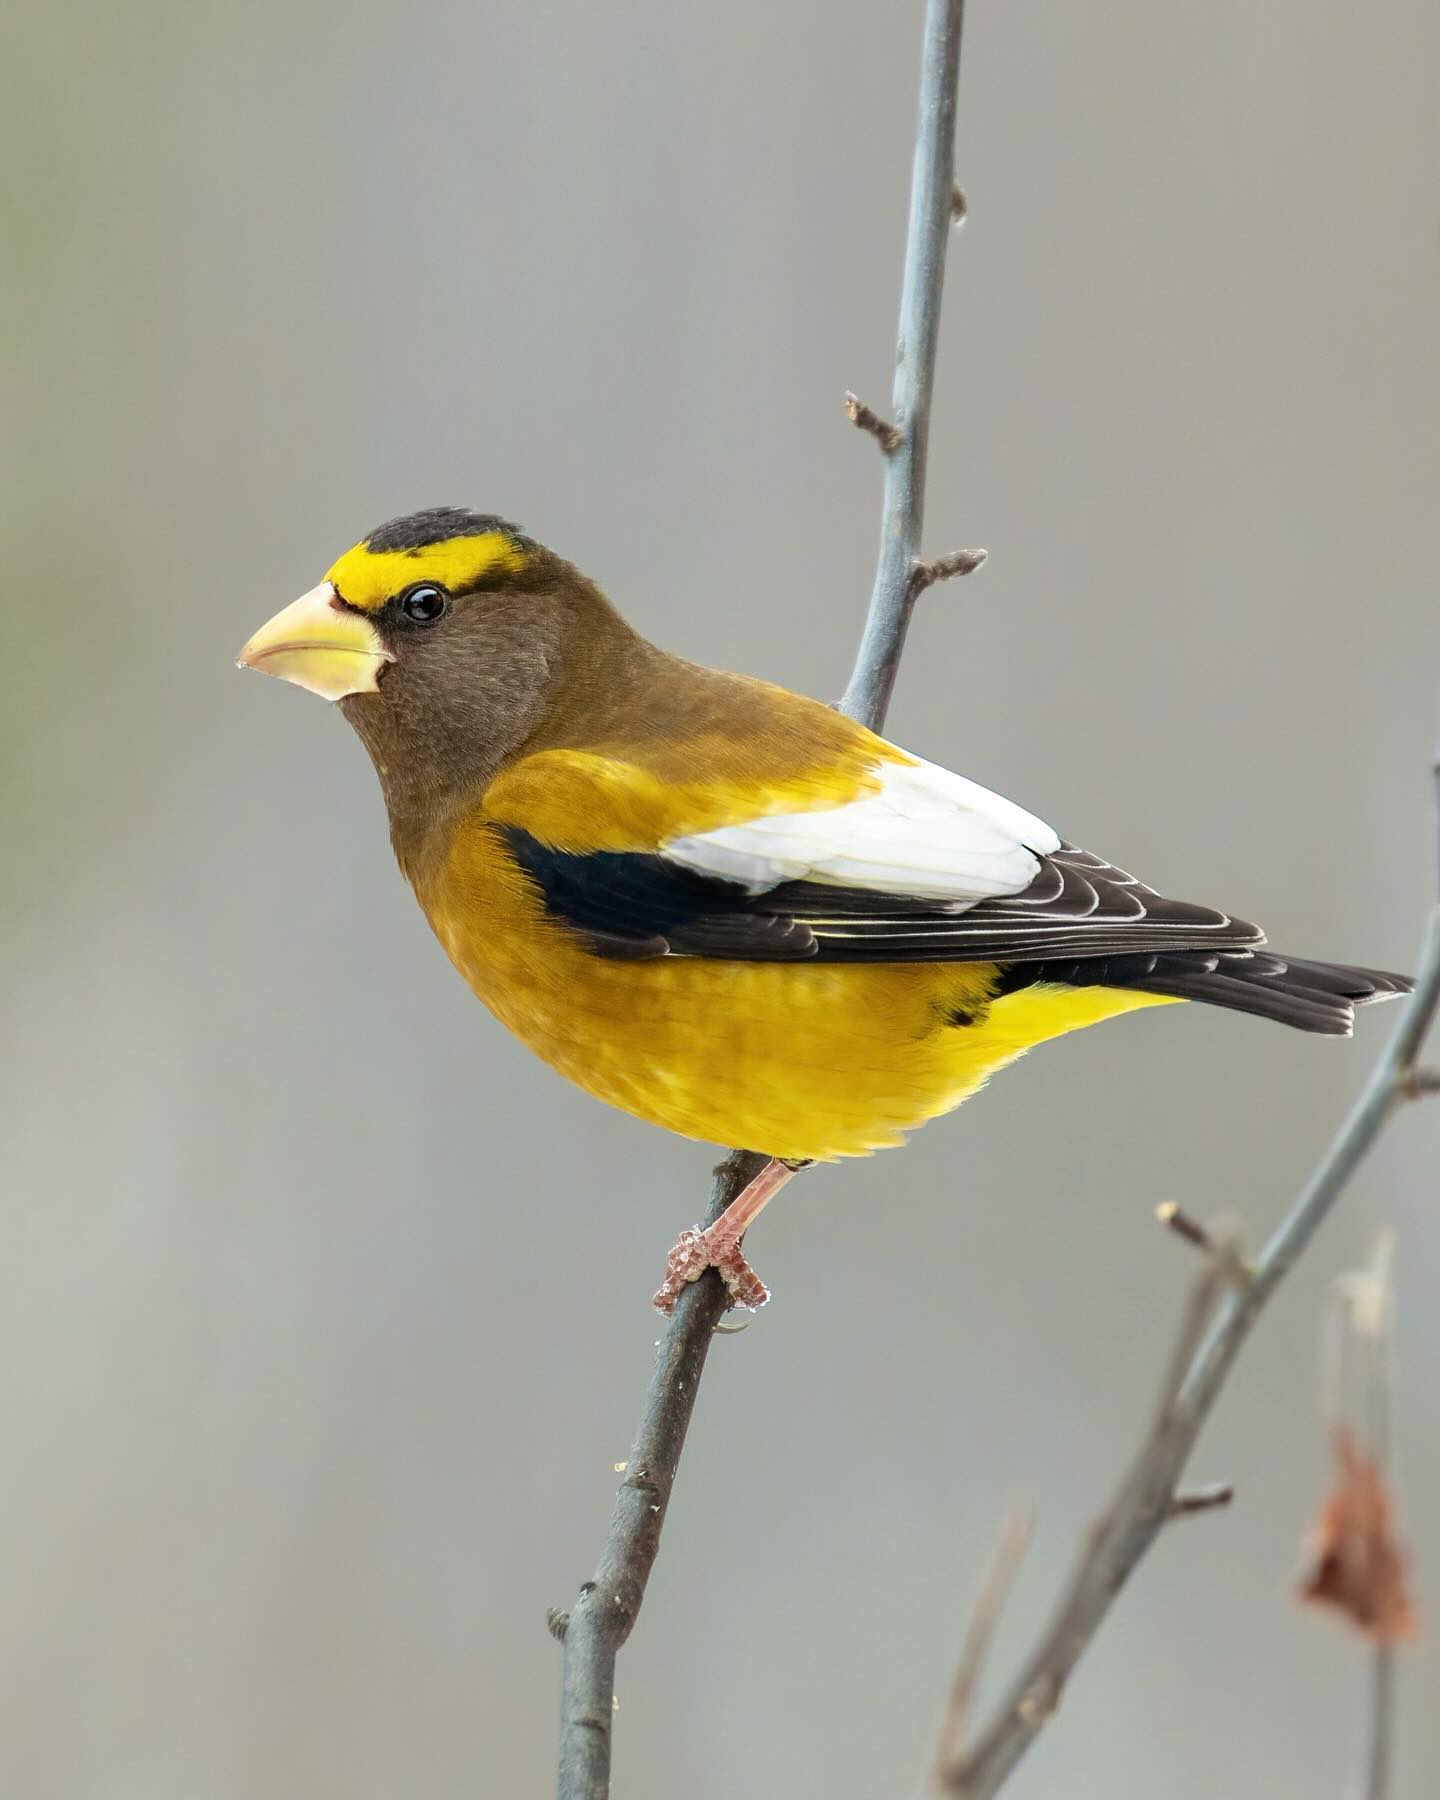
top-left (1367, 1647), bottom-right (1396, 1800)
top-left (930, 1242), bottom-right (1233, 1794)
top-left (1154, 1199), bottom-right (1217, 1255)
top-left (1364, 1236), bottom-right (1399, 1800)
top-left (1313, 1233), bottom-right (1406, 1797)
top-left (1155, 1202), bottom-right (1253, 1287)
top-left (555, 1150), bottom-right (764, 1799)
top-left (1166, 1483), bottom-right (1235, 1520)
top-left (555, 6), bottom-right (972, 1793)
top-left (845, 391), bottom-right (902, 453)
top-left (930, 1505), bottom-right (1035, 1787)
top-left (841, 0), bottom-right (970, 726)
top-left (937, 772), bottom-right (1440, 1799)
top-left (1149, 1244), bottom-right (1236, 1430)
top-left (1363, 1271), bottom-right (1400, 1800)
top-left (936, 1251), bottom-right (1228, 1794)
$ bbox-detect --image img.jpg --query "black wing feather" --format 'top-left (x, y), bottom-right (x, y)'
top-left (499, 828), bottom-right (1258, 963)
top-left (497, 826), bottom-right (1410, 1034)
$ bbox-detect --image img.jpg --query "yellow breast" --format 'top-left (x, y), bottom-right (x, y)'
top-left (414, 817), bottom-right (1175, 1161)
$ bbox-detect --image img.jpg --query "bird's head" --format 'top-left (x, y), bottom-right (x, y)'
top-left (239, 507), bottom-right (634, 847)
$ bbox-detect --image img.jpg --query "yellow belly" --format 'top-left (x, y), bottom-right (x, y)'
top-left (417, 823), bottom-right (1178, 1161)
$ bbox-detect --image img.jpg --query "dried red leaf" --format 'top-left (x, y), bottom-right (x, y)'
top-left (1298, 1426), bottom-right (1419, 1645)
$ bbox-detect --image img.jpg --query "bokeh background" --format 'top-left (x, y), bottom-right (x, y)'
top-left (5, 1), bottom-right (1439, 1794)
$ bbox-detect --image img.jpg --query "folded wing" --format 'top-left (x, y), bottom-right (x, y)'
top-left (663, 754), bottom-right (1060, 902)
top-left (499, 751), bottom-right (1264, 964)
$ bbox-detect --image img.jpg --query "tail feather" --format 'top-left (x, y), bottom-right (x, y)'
top-left (1004, 949), bottom-right (1412, 1037)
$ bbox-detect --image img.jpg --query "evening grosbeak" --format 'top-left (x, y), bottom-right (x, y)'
top-left (239, 507), bottom-right (1410, 1309)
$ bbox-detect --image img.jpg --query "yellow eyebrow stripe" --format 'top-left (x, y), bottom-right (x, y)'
top-left (325, 531), bottom-right (528, 612)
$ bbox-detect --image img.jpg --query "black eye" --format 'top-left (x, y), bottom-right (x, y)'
top-left (398, 583), bottom-right (449, 624)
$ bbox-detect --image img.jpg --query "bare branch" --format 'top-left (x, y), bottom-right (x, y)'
top-left (933, 1241), bottom-right (1232, 1796)
top-left (845, 391), bottom-right (902, 453)
top-left (1368, 1648), bottom-right (1397, 1800)
top-left (556, 1149), bottom-right (766, 1797)
top-left (1301, 1233), bottom-right (1413, 1797)
top-left (555, 6), bottom-right (972, 1792)
top-left (930, 1505), bottom-right (1035, 1787)
top-left (1149, 1242), bottom-right (1236, 1426)
top-left (841, 0), bottom-right (970, 726)
top-left (1155, 1202), bottom-right (1252, 1288)
top-left (935, 796), bottom-right (1440, 1799)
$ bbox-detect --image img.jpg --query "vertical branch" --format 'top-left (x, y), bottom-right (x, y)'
top-left (1305, 1232), bottom-right (1409, 1800)
top-left (554, 1150), bottom-right (764, 1800)
top-left (555, 4), bottom-right (972, 1794)
top-left (1354, 1271), bottom-right (1402, 1800)
top-left (1367, 1649), bottom-right (1395, 1800)
top-left (841, 0), bottom-right (968, 728)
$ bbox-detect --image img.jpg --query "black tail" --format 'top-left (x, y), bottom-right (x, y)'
top-left (1134, 952), bottom-right (1411, 1036)
top-left (1003, 950), bottom-right (1412, 1037)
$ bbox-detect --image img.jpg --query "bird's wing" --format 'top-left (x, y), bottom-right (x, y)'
top-left (662, 754), bottom-right (1058, 901)
top-left (487, 746), bottom-right (1263, 964)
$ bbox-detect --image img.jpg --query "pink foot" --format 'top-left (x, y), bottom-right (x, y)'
top-left (652, 1223), bottom-right (770, 1314)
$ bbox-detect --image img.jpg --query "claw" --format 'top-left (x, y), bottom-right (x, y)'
top-left (650, 1157), bottom-right (801, 1314)
top-left (652, 1223), bottom-right (771, 1314)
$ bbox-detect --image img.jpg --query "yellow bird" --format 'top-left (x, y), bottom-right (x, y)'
top-left (239, 508), bottom-right (1409, 1309)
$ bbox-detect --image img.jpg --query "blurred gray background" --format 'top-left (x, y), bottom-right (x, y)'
top-left (4, 0), bottom-right (1438, 1794)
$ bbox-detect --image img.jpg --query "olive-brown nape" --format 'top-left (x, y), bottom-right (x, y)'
top-left (325, 507), bottom-right (536, 614)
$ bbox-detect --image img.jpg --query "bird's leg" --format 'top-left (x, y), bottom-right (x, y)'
top-left (652, 1158), bottom-right (808, 1314)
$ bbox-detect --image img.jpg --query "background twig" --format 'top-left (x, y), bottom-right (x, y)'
top-left (1368, 1649), bottom-right (1396, 1800)
top-left (1357, 1251), bottom-right (1399, 1800)
top-left (555, 4), bottom-right (970, 1795)
top-left (1306, 1232), bottom-right (1409, 1799)
top-left (929, 1505), bottom-right (1034, 1789)
top-left (935, 772), bottom-right (1440, 1799)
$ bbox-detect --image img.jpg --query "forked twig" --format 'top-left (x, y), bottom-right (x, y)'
top-left (934, 769), bottom-right (1440, 1798)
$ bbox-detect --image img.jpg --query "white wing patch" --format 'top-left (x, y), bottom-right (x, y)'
top-left (662, 754), bottom-right (1061, 905)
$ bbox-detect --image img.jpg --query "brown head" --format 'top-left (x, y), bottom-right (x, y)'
top-left (238, 507), bottom-right (645, 863)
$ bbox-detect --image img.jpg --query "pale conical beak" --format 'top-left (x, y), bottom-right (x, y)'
top-left (236, 582), bottom-right (393, 701)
